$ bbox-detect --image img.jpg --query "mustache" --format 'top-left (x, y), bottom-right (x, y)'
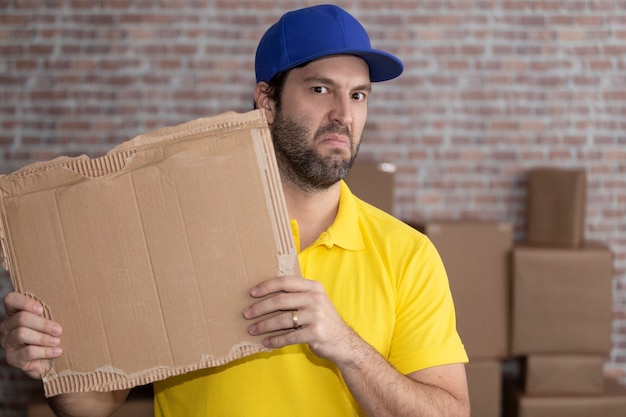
top-left (313, 124), bottom-right (352, 141)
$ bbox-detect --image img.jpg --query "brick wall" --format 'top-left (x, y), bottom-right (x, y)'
top-left (1, 1), bottom-right (625, 415)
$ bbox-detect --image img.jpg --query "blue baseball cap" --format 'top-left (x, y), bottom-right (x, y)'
top-left (255, 4), bottom-right (404, 83)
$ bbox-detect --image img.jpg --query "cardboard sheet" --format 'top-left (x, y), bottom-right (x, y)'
top-left (0, 110), bottom-right (300, 397)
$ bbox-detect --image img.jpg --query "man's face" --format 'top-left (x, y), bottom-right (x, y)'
top-left (268, 55), bottom-right (371, 192)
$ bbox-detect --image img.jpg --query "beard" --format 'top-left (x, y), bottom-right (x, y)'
top-left (270, 110), bottom-right (360, 193)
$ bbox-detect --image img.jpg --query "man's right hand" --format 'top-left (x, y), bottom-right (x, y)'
top-left (1, 291), bottom-right (130, 417)
top-left (0, 291), bottom-right (63, 379)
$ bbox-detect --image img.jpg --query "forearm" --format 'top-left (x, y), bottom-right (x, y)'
top-left (337, 333), bottom-right (469, 417)
top-left (47, 390), bottom-right (130, 417)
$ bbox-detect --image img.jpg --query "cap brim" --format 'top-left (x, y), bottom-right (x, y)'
top-left (276, 49), bottom-right (404, 83)
top-left (354, 49), bottom-right (404, 82)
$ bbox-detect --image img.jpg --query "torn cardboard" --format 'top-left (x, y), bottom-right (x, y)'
top-left (0, 110), bottom-right (300, 397)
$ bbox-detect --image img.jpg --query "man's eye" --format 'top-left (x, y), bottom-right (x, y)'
top-left (312, 86), bottom-right (329, 94)
top-left (353, 92), bottom-right (366, 101)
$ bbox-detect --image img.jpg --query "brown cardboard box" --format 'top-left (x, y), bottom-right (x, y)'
top-left (526, 167), bottom-right (586, 247)
top-left (510, 244), bottom-right (613, 355)
top-left (0, 110), bottom-right (300, 397)
top-left (516, 378), bottom-right (626, 417)
top-left (466, 359), bottom-right (502, 417)
top-left (344, 160), bottom-right (396, 214)
top-left (525, 354), bottom-right (605, 395)
top-left (425, 221), bottom-right (513, 358)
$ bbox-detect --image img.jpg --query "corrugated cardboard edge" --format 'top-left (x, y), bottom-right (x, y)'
top-left (42, 342), bottom-right (268, 397)
top-left (251, 125), bottom-right (301, 277)
top-left (0, 110), bottom-right (300, 396)
top-left (0, 110), bottom-right (265, 181)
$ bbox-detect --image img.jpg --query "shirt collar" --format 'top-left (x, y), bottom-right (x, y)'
top-left (314, 180), bottom-right (365, 251)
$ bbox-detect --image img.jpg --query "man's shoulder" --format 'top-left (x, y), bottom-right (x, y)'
top-left (352, 196), bottom-right (426, 240)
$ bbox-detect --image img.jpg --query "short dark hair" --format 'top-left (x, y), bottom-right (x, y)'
top-left (253, 62), bottom-right (308, 111)
top-left (264, 70), bottom-right (290, 109)
top-left (253, 70), bottom-right (288, 111)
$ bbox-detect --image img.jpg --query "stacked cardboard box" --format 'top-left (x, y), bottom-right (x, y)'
top-left (513, 378), bottom-right (626, 417)
top-left (425, 221), bottom-right (514, 417)
top-left (508, 167), bottom-right (626, 416)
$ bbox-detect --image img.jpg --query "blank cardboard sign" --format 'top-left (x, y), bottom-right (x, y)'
top-left (0, 110), bottom-right (299, 397)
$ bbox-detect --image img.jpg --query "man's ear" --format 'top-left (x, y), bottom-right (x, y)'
top-left (254, 82), bottom-right (276, 124)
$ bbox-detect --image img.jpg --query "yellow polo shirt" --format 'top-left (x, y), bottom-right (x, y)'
top-left (153, 181), bottom-right (467, 417)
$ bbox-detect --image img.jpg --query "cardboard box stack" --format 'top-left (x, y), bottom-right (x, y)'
top-left (508, 167), bottom-right (626, 416)
top-left (424, 221), bottom-right (513, 417)
top-left (341, 163), bottom-right (626, 416)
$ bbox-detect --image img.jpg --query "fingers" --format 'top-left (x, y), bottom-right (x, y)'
top-left (1, 293), bottom-right (62, 343)
top-left (259, 325), bottom-right (306, 349)
top-left (4, 291), bottom-right (44, 316)
top-left (244, 277), bottom-right (317, 338)
top-left (1, 313), bottom-right (61, 349)
top-left (9, 343), bottom-right (61, 373)
top-left (0, 291), bottom-right (63, 380)
top-left (247, 309), bottom-right (304, 335)
top-left (243, 276), bottom-right (349, 353)
top-left (244, 276), bottom-right (317, 319)
top-left (249, 276), bottom-right (321, 298)
top-left (246, 276), bottom-right (326, 314)
top-left (245, 289), bottom-right (313, 318)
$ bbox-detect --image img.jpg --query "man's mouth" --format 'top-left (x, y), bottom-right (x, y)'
top-left (319, 134), bottom-right (351, 149)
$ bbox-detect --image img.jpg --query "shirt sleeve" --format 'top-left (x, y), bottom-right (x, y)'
top-left (388, 234), bottom-right (469, 374)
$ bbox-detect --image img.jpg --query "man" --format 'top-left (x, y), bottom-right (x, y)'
top-left (1, 4), bottom-right (469, 417)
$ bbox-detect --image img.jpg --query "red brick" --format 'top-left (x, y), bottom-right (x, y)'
top-left (0, 45), bottom-right (25, 55)
top-left (577, 15), bottom-right (606, 25)
top-left (589, 60), bottom-right (614, 70)
top-left (501, 1), bottom-right (525, 10)
top-left (108, 0), bottom-right (133, 7)
top-left (604, 45), bottom-right (626, 55)
top-left (15, 60), bottom-right (38, 70)
top-left (173, 44), bottom-right (197, 55)
top-left (70, 0), bottom-right (98, 8)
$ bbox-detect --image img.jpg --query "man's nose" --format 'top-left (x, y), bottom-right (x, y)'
top-left (329, 95), bottom-right (353, 127)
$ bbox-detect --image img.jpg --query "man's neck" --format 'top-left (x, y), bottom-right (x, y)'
top-left (282, 181), bottom-right (342, 250)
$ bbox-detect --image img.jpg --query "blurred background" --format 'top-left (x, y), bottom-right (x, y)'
top-left (1, 1), bottom-right (625, 416)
